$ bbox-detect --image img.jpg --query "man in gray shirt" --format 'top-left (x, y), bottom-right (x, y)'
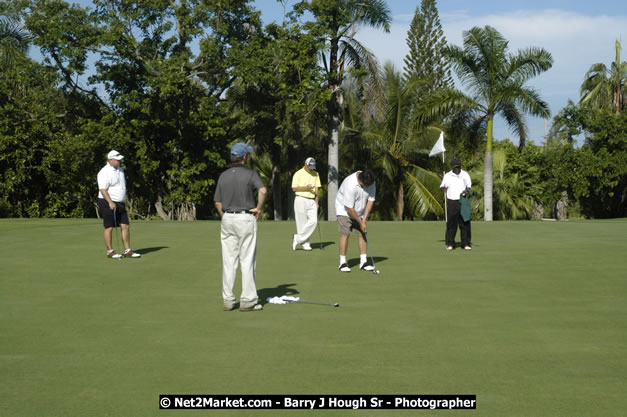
top-left (214, 143), bottom-right (267, 312)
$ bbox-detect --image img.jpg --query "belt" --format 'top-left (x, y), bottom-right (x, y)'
top-left (225, 210), bottom-right (253, 214)
top-left (296, 195), bottom-right (316, 200)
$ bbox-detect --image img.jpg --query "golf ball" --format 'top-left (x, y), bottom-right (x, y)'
top-left (374, 270), bottom-right (380, 274)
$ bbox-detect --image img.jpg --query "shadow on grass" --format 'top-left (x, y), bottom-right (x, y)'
top-left (347, 257), bottom-right (388, 269)
top-left (436, 240), bottom-right (478, 249)
top-left (136, 246), bottom-right (169, 255)
top-left (312, 241), bottom-right (334, 250)
top-left (258, 283), bottom-right (300, 305)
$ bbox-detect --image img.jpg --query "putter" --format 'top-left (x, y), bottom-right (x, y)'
top-left (363, 232), bottom-right (380, 274)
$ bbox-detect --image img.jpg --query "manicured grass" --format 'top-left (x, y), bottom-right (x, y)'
top-left (1, 218), bottom-right (626, 416)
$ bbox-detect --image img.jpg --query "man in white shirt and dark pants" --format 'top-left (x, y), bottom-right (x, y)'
top-left (440, 157), bottom-right (472, 251)
top-left (97, 150), bottom-right (141, 259)
top-left (335, 169), bottom-right (376, 272)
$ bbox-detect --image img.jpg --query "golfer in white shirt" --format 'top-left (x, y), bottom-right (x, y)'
top-left (97, 150), bottom-right (141, 259)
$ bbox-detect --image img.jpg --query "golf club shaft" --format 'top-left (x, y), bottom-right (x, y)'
top-left (317, 210), bottom-right (323, 250)
top-left (364, 232), bottom-right (377, 271)
top-left (296, 300), bottom-right (336, 307)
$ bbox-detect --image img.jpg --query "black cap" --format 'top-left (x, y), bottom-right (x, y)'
top-left (451, 158), bottom-right (462, 169)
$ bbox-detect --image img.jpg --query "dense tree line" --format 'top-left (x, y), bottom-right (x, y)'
top-left (0, 0), bottom-right (625, 220)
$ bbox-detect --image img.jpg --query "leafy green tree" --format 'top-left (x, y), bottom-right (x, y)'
top-left (423, 26), bottom-right (553, 221)
top-left (0, 14), bottom-right (31, 67)
top-left (295, 0), bottom-right (391, 220)
top-left (24, 0), bottom-right (263, 219)
top-left (227, 22), bottom-right (328, 220)
top-left (403, 0), bottom-right (451, 92)
top-left (580, 40), bottom-right (626, 114)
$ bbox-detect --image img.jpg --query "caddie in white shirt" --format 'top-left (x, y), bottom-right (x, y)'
top-left (335, 169), bottom-right (376, 272)
top-left (440, 157), bottom-right (472, 251)
top-left (97, 150), bottom-right (141, 259)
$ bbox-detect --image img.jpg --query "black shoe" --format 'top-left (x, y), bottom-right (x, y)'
top-left (339, 263), bottom-right (351, 272)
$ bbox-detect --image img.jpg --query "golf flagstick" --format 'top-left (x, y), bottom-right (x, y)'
top-left (443, 151), bottom-right (447, 222)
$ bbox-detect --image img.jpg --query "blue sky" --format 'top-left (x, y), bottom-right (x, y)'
top-left (255, 0), bottom-right (627, 146)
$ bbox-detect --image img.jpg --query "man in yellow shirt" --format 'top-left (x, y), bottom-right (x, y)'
top-left (291, 157), bottom-right (322, 251)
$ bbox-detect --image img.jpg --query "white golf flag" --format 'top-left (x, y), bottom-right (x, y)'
top-left (429, 132), bottom-right (445, 157)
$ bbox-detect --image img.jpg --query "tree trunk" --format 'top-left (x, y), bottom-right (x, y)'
top-left (155, 195), bottom-right (171, 220)
top-left (484, 117), bottom-right (494, 221)
top-left (396, 182), bottom-right (404, 220)
top-left (555, 191), bottom-right (568, 220)
top-left (327, 88), bottom-right (342, 221)
top-left (272, 164), bottom-right (282, 220)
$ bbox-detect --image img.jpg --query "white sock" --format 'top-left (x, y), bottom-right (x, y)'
top-left (360, 254), bottom-right (367, 265)
top-left (340, 256), bottom-right (347, 265)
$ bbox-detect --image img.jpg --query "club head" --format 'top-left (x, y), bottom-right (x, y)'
top-left (333, 303), bottom-right (340, 307)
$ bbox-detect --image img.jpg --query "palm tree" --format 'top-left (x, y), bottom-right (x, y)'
top-left (580, 39), bottom-right (626, 114)
top-left (0, 15), bottom-right (31, 68)
top-left (298, 0), bottom-right (391, 220)
top-left (423, 26), bottom-right (552, 221)
top-left (343, 65), bottom-right (443, 220)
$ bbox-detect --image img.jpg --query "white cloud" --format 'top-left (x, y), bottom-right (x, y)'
top-left (357, 9), bottom-right (627, 144)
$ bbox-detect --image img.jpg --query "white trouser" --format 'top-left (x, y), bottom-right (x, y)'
top-left (294, 196), bottom-right (318, 245)
top-left (220, 213), bottom-right (258, 306)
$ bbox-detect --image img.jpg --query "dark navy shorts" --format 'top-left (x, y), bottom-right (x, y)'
top-left (98, 199), bottom-right (129, 228)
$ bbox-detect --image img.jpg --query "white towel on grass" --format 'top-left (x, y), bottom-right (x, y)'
top-left (266, 296), bottom-right (300, 304)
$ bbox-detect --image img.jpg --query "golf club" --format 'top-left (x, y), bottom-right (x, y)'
top-left (266, 297), bottom-right (339, 307)
top-left (316, 210), bottom-right (324, 250)
top-left (363, 232), bottom-right (380, 274)
top-left (297, 300), bottom-right (340, 307)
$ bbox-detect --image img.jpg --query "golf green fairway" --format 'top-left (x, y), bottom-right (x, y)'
top-left (1, 219), bottom-right (626, 416)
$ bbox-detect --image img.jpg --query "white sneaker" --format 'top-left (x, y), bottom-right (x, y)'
top-left (463, 246), bottom-right (472, 251)
top-left (446, 246), bottom-right (454, 251)
top-left (124, 249), bottom-right (141, 258)
top-left (292, 234), bottom-right (297, 251)
top-left (339, 263), bottom-right (351, 272)
top-left (360, 263), bottom-right (375, 271)
top-left (302, 243), bottom-right (312, 251)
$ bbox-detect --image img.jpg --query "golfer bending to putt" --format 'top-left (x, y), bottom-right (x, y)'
top-left (97, 150), bottom-right (141, 259)
top-left (214, 143), bottom-right (267, 312)
top-left (335, 169), bottom-right (376, 272)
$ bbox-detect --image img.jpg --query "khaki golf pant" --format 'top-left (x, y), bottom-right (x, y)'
top-left (294, 196), bottom-right (318, 245)
top-left (220, 213), bottom-right (258, 307)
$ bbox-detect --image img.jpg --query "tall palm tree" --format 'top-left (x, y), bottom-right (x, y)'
top-left (343, 65), bottom-right (443, 220)
top-left (298, 0), bottom-right (391, 220)
top-left (580, 39), bottom-right (626, 114)
top-left (423, 26), bottom-right (552, 221)
top-left (0, 15), bottom-right (31, 68)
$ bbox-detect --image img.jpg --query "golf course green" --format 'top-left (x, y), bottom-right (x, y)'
top-left (1, 218), bottom-right (626, 416)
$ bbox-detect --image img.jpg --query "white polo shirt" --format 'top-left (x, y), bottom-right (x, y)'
top-left (97, 163), bottom-right (127, 202)
top-left (440, 169), bottom-right (471, 200)
top-left (335, 171), bottom-right (376, 217)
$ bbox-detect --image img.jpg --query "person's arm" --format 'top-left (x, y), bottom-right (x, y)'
top-left (292, 184), bottom-right (314, 192)
top-left (100, 189), bottom-right (117, 210)
top-left (362, 199), bottom-right (374, 223)
top-left (215, 201), bottom-right (224, 217)
top-left (251, 187), bottom-right (267, 220)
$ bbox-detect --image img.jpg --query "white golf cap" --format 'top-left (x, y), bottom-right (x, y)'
top-left (107, 150), bottom-right (124, 160)
top-left (305, 157), bottom-right (316, 169)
